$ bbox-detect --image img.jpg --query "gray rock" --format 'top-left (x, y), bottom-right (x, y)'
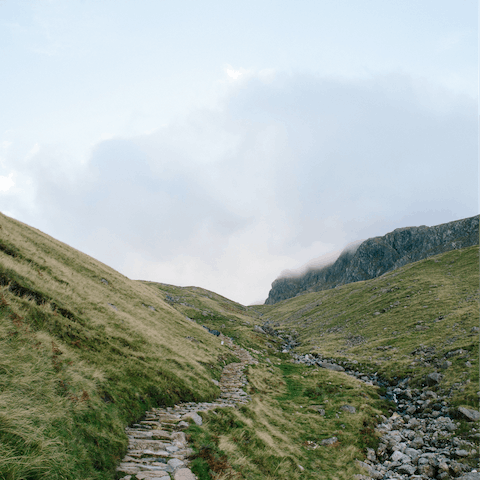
top-left (355, 460), bottom-right (383, 479)
top-left (404, 447), bottom-right (420, 463)
top-left (171, 431), bottom-right (187, 445)
top-left (319, 362), bottom-right (345, 372)
top-left (418, 464), bottom-right (436, 477)
top-left (410, 434), bottom-right (424, 449)
top-left (253, 325), bottom-right (266, 334)
top-left (441, 360), bottom-right (452, 369)
top-left (265, 215), bottom-right (479, 304)
top-left (182, 412), bottom-right (202, 425)
top-left (391, 450), bottom-right (411, 463)
top-left (310, 405), bottom-right (325, 415)
top-left (366, 448), bottom-right (376, 462)
top-left (426, 372), bottom-right (442, 386)
top-left (168, 458), bottom-right (185, 469)
top-left (458, 474), bottom-right (480, 480)
top-left (321, 436), bottom-right (338, 446)
top-left (406, 405), bottom-right (417, 414)
top-left (174, 468), bottom-right (197, 480)
top-left (340, 405), bottom-right (356, 414)
top-left (397, 463), bottom-right (417, 475)
top-left (458, 406), bottom-right (480, 422)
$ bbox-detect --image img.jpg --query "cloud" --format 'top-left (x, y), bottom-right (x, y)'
top-left (0, 173), bottom-right (15, 192)
top-left (2, 71), bottom-right (477, 304)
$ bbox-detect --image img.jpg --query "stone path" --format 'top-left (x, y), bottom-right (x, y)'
top-left (117, 338), bottom-right (257, 480)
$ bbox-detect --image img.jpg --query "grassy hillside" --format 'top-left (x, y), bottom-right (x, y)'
top-left (253, 245), bottom-right (479, 408)
top-left (0, 213), bottom-right (229, 479)
top-left (0, 210), bottom-right (477, 480)
top-left (150, 285), bottom-right (392, 480)
top-left (142, 282), bottom-right (265, 349)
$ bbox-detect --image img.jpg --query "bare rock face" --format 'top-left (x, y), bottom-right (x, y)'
top-left (265, 215), bottom-right (479, 304)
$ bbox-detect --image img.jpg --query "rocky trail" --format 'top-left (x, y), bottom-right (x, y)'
top-left (291, 351), bottom-right (479, 480)
top-left (117, 339), bottom-right (257, 480)
top-left (116, 330), bottom-right (478, 480)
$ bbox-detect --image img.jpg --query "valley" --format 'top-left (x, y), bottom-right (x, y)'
top-left (0, 211), bottom-right (478, 480)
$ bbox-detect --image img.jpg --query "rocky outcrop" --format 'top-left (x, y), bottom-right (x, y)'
top-left (265, 215), bottom-right (479, 304)
top-left (291, 352), bottom-right (479, 479)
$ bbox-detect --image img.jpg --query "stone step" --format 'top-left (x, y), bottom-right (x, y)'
top-left (117, 337), bottom-right (257, 480)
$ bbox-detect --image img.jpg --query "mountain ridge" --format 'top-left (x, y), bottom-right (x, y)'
top-left (265, 215), bottom-right (479, 304)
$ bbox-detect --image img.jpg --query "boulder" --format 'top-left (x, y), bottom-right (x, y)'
top-left (253, 325), bottom-right (266, 334)
top-left (182, 412), bottom-right (202, 426)
top-left (458, 474), bottom-right (480, 480)
top-left (425, 372), bottom-right (442, 386)
top-left (321, 436), bottom-right (338, 446)
top-left (355, 460), bottom-right (383, 479)
top-left (398, 463), bottom-right (417, 475)
top-left (391, 450), bottom-right (411, 463)
top-left (458, 407), bottom-right (480, 422)
top-left (319, 362), bottom-right (345, 372)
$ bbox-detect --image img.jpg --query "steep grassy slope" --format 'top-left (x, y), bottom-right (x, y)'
top-left (141, 282), bottom-right (265, 350)
top-left (253, 246), bottom-right (479, 409)
top-left (0, 213), bottom-right (228, 479)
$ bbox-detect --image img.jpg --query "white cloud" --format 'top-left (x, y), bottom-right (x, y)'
top-left (2, 71), bottom-right (477, 304)
top-left (0, 173), bottom-right (15, 193)
top-left (226, 66), bottom-right (243, 80)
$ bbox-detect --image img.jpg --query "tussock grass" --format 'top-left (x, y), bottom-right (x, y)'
top-left (188, 362), bottom-right (389, 479)
top-left (0, 212), bottom-right (229, 478)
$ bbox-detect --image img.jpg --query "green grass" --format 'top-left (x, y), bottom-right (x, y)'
top-left (253, 246), bottom-right (479, 407)
top-left (0, 213), bottom-right (229, 479)
top-left (187, 361), bottom-right (390, 480)
top-left (0, 210), bottom-right (478, 479)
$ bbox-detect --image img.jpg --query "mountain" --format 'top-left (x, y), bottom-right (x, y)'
top-left (0, 211), bottom-right (477, 480)
top-left (265, 215), bottom-right (479, 305)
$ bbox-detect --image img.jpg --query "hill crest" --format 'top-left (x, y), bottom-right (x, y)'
top-left (265, 215), bottom-right (479, 304)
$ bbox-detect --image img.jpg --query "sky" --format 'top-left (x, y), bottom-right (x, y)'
top-left (0, 0), bottom-right (478, 305)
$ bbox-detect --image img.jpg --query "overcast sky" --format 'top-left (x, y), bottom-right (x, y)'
top-left (0, 1), bottom-right (478, 305)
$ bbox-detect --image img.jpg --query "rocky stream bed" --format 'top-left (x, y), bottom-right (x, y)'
top-left (291, 350), bottom-right (479, 480)
top-left (116, 325), bottom-right (478, 480)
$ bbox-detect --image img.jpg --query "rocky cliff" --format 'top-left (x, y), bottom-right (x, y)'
top-left (265, 215), bottom-right (479, 305)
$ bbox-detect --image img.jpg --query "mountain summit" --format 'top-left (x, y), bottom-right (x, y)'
top-left (265, 215), bottom-right (479, 305)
